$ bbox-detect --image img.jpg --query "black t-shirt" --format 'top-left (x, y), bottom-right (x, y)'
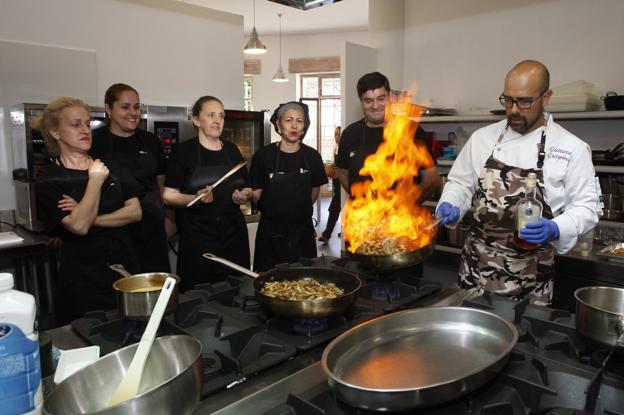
top-left (250, 142), bottom-right (327, 190)
top-left (335, 118), bottom-right (436, 188)
top-left (165, 138), bottom-right (250, 218)
top-left (90, 127), bottom-right (166, 194)
top-left (35, 161), bottom-right (142, 240)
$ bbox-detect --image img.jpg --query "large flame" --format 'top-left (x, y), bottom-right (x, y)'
top-left (344, 94), bottom-right (436, 254)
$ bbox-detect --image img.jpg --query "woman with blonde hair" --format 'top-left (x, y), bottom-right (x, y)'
top-left (34, 96), bottom-right (142, 324)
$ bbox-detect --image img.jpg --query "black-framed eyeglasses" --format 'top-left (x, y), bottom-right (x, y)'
top-left (499, 90), bottom-right (547, 109)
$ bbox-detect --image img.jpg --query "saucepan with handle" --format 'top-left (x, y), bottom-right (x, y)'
top-left (575, 286), bottom-right (624, 349)
top-left (110, 264), bottom-right (181, 319)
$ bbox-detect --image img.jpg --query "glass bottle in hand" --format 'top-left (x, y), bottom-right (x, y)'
top-left (513, 172), bottom-right (542, 250)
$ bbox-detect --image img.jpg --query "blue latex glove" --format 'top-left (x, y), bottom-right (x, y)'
top-left (435, 202), bottom-right (460, 226)
top-left (519, 218), bottom-right (560, 244)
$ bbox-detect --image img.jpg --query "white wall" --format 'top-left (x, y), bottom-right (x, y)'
top-left (342, 43), bottom-right (378, 128)
top-left (369, 0), bottom-right (405, 90)
top-left (0, 0), bottom-right (244, 210)
top-left (249, 30), bottom-right (373, 140)
top-left (403, 0), bottom-right (624, 113)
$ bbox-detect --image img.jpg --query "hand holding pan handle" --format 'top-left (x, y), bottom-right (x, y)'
top-left (202, 252), bottom-right (259, 279)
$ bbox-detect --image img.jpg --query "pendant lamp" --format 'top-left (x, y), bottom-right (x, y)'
top-left (244, 0), bottom-right (267, 55)
top-left (272, 13), bottom-right (289, 83)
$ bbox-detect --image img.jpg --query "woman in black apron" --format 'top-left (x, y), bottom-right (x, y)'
top-left (90, 83), bottom-right (170, 273)
top-left (164, 96), bottom-right (251, 290)
top-left (250, 101), bottom-right (328, 272)
top-left (33, 97), bottom-right (141, 324)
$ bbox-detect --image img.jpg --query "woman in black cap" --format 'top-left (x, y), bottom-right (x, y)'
top-left (250, 101), bottom-right (328, 271)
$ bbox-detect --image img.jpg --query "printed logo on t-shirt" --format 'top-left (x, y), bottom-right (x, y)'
top-left (349, 151), bottom-right (356, 158)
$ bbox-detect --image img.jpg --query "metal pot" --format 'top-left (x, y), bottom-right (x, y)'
top-left (322, 307), bottom-right (518, 411)
top-left (602, 91), bottom-right (624, 111)
top-left (110, 265), bottom-right (181, 319)
top-left (43, 335), bottom-right (203, 415)
top-left (203, 253), bottom-right (361, 318)
top-left (575, 286), bottom-right (624, 348)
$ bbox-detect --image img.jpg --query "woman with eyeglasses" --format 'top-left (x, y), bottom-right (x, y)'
top-left (90, 83), bottom-right (171, 273)
top-left (435, 60), bottom-right (601, 306)
top-left (33, 97), bottom-right (142, 324)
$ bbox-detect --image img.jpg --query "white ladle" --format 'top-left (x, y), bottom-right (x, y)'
top-left (108, 277), bottom-right (176, 407)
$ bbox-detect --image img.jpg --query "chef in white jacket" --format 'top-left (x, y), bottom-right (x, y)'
top-left (436, 60), bottom-right (602, 305)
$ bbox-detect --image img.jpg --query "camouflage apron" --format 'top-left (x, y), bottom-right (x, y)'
top-left (458, 127), bottom-right (555, 305)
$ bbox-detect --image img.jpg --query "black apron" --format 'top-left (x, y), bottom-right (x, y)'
top-left (458, 127), bottom-right (555, 305)
top-left (177, 139), bottom-right (250, 290)
top-left (54, 160), bottom-right (139, 324)
top-left (253, 143), bottom-right (317, 272)
top-left (103, 129), bottom-right (170, 273)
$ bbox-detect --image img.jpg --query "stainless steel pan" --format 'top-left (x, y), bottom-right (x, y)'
top-left (43, 335), bottom-right (202, 415)
top-left (110, 265), bottom-right (181, 319)
top-left (575, 286), bottom-right (624, 348)
top-left (203, 253), bottom-right (361, 319)
top-left (347, 243), bottom-right (434, 271)
top-left (322, 307), bottom-right (518, 411)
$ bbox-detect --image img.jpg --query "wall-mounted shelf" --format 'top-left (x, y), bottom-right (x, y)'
top-left (437, 161), bottom-right (624, 173)
top-left (416, 110), bottom-right (624, 124)
top-left (434, 244), bottom-right (463, 254)
top-left (437, 159), bottom-right (454, 167)
top-left (595, 165), bottom-right (624, 174)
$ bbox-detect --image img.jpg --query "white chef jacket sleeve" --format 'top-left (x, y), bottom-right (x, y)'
top-left (550, 142), bottom-right (601, 254)
top-left (437, 135), bottom-right (480, 219)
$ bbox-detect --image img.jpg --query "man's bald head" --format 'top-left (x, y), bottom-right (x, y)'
top-left (506, 60), bottom-right (550, 92)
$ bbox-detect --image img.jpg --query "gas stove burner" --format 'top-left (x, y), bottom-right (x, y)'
top-left (290, 317), bottom-right (330, 336)
top-left (368, 281), bottom-right (401, 302)
top-left (124, 319), bottom-right (148, 344)
top-left (589, 348), bottom-right (624, 377)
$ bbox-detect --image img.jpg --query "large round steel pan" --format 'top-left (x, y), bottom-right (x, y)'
top-left (203, 253), bottom-right (361, 319)
top-left (322, 307), bottom-right (518, 411)
top-left (43, 335), bottom-right (203, 415)
top-left (575, 286), bottom-right (624, 348)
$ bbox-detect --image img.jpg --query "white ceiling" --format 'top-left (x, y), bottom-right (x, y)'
top-left (178, 0), bottom-right (369, 35)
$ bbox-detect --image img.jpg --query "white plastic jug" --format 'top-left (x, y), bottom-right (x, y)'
top-left (0, 273), bottom-right (42, 414)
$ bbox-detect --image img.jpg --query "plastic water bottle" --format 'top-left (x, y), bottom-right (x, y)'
top-left (0, 273), bottom-right (42, 415)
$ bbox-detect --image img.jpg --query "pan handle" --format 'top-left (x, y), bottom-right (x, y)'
top-left (110, 264), bottom-right (132, 277)
top-left (202, 253), bottom-right (259, 279)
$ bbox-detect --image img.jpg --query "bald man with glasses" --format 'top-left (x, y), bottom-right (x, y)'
top-left (435, 60), bottom-right (602, 305)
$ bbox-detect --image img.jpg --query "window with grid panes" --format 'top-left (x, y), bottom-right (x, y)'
top-left (298, 73), bottom-right (341, 164)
